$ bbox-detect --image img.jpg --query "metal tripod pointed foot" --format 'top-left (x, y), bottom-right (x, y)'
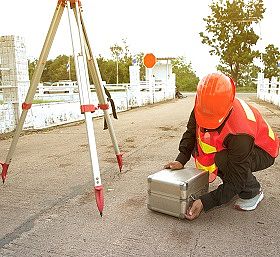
top-left (0, 162), bottom-right (9, 184)
top-left (116, 153), bottom-right (123, 172)
top-left (94, 185), bottom-right (104, 216)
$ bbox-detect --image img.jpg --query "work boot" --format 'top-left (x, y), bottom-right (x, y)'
top-left (234, 190), bottom-right (264, 211)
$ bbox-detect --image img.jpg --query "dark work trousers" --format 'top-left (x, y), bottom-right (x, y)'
top-left (217, 146), bottom-right (275, 200)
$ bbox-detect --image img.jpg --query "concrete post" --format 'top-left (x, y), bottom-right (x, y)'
top-left (271, 77), bottom-right (278, 106)
top-left (257, 72), bottom-right (264, 100)
top-left (0, 35), bottom-right (30, 130)
top-left (129, 65), bottom-right (141, 107)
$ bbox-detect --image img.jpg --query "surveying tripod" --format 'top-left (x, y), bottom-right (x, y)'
top-left (0, 0), bottom-right (123, 216)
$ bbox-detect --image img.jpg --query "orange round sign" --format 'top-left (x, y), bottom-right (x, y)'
top-left (143, 53), bottom-right (157, 68)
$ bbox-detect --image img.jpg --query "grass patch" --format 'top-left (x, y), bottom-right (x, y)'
top-left (32, 99), bottom-right (63, 104)
top-left (236, 86), bottom-right (257, 93)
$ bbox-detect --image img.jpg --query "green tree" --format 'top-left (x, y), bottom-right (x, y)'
top-left (68, 56), bottom-right (76, 82)
top-left (200, 0), bottom-right (265, 85)
top-left (47, 55), bottom-right (71, 82)
top-left (97, 55), bottom-right (117, 84)
top-left (262, 44), bottom-right (280, 79)
top-left (172, 57), bottom-right (199, 91)
top-left (28, 46), bottom-right (200, 89)
top-left (41, 59), bottom-right (53, 82)
top-left (238, 64), bottom-right (260, 88)
top-left (216, 62), bottom-right (259, 88)
top-left (28, 59), bottom-right (37, 80)
top-left (109, 39), bottom-right (132, 84)
top-left (29, 55), bottom-right (76, 83)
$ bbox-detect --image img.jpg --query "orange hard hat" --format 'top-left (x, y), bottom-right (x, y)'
top-left (194, 73), bottom-right (236, 129)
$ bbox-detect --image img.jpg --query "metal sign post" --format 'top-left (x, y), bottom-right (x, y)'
top-left (143, 53), bottom-right (157, 104)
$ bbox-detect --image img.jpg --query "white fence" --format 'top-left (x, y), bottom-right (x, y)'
top-left (257, 73), bottom-right (280, 107)
top-left (33, 81), bottom-right (175, 107)
top-left (0, 80), bottom-right (176, 134)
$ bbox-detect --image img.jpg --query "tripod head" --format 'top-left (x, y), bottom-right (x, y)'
top-left (58, 0), bottom-right (81, 8)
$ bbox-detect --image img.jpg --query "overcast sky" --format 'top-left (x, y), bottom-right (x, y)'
top-left (0, 0), bottom-right (279, 78)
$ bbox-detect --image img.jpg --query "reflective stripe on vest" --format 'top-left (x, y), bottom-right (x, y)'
top-left (264, 119), bottom-right (275, 140)
top-left (198, 135), bottom-right (217, 154)
top-left (195, 159), bottom-right (217, 173)
top-left (237, 98), bottom-right (276, 143)
top-left (238, 98), bottom-right (256, 122)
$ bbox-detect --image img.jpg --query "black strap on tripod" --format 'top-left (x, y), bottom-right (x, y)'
top-left (103, 86), bottom-right (118, 130)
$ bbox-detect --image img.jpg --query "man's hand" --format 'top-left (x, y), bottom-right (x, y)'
top-left (164, 161), bottom-right (183, 170)
top-left (185, 199), bottom-right (203, 221)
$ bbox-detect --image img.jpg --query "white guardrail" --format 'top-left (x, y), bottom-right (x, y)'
top-left (0, 79), bottom-right (176, 133)
top-left (257, 73), bottom-right (280, 107)
top-left (35, 81), bottom-right (165, 95)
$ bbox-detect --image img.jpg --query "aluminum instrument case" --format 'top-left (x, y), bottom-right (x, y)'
top-left (147, 168), bottom-right (209, 219)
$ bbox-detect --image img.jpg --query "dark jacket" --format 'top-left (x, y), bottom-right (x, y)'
top-left (176, 110), bottom-right (274, 211)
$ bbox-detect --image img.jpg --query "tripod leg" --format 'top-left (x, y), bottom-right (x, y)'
top-left (67, 1), bottom-right (103, 215)
top-left (73, 7), bottom-right (123, 172)
top-left (1, 1), bottom-right (65, 183)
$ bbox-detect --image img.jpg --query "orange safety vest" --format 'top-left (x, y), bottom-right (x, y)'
top-left (195, 98), bottom-right (280, 182)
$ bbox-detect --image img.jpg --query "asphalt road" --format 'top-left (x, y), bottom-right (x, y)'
top-left (0, 94), bottom-right (279, 257)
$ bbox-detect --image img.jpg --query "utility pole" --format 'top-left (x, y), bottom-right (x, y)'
top-left (110, 44), bottom-right (123, 85)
